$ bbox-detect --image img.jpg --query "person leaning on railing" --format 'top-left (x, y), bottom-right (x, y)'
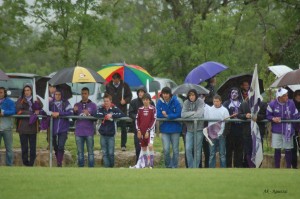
top-left (0, 87), bottom-right (16, 166)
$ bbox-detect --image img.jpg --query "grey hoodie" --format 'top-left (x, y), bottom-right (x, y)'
top-left (181, 98), bottom-right (204, 132)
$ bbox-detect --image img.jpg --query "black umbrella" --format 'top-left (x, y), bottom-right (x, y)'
top-left (49, 66), bottom-right (105, 85)
top-left (0, 69), bottom-right (9, 81)
top-left (36, 76), bottom-right (72, 100)
top-left (217, 74), bottom-right (264, 101)
top-left (172, 83), bottom-right (209, 95)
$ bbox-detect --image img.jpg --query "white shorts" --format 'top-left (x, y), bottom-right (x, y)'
top-left (271, 133), bottom-right (293, 149)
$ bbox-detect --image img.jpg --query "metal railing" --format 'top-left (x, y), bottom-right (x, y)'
top-left (8, 115), bottom-right (300, 167)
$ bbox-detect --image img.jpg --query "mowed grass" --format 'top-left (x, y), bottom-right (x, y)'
top-left (0, 167), bottom-right (298, 199)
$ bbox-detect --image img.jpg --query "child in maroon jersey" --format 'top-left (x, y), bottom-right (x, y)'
top-left (136, 93), bottom-right (157, 168)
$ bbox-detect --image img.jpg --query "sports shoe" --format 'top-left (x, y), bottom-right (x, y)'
top-left (121, 147), bottom-right (126, 151)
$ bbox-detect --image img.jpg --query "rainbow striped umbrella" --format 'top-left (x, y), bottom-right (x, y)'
top-left (98, 63), bottom-right (154, 87)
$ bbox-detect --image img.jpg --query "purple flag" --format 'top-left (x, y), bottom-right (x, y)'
top-left (203, 120), bottom-right (223, 146)
top-left (249, 65), bottom-right (263, 168)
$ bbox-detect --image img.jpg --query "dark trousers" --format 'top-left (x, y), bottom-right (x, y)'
top-left (226, 134), bottom-right (243, 168)
top-left (119, 121), bottom-right (127, 148)
top-left (133, 129), bottom-right (141, 163)
top-left (292, 132), bottom-right (299, 169)
top-left (52, 132), bottom-right (68, 153)
top-left (201, 138), bottom-right (210, 168)
top-left (19, 134), bottom-right (37, 166)
top-left (53, 132), bottom-right (68, 167)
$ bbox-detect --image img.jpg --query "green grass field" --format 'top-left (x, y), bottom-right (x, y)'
top-left (0, 167), bottom-right (298, 199)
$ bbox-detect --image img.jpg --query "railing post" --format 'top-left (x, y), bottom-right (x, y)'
top-left (49, 116), bottom-right (53, 168)
top-left (193, 119), bottom-right (198, 168)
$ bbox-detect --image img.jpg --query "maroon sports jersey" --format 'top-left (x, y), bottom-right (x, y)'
top-left (136, 105), bottom-right (156, 134)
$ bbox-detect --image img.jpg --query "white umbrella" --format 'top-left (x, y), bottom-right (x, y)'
top-left (268, 65), bottom-right (300, 91)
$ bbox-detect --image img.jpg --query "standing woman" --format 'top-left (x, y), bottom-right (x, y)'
top-left (16, 84), bottom-right (42, 166)
top-left (50, 89), bottom-right (73, 167)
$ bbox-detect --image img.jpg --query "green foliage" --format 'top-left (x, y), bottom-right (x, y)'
top-left (0, 0), bottom-right (300, 88)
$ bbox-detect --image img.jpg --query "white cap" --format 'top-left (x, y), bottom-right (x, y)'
top-left (276, 88), bottom-right (288, 98)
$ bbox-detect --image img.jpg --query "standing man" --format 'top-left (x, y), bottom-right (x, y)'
top-left (292, 90), bottom-right (300, 169)
top-left (73, 87), bottom-right (97, 167)
top-left (105, 73), bottom-right (132, 151)
top-left (205, 77), bottom-right (216, 106)
top-left (156, 87), bottom-right (182, 168)
top-left (93, 94), bottom-right (125, 168)
top-left (223, 87), bottom-right (243, 168)
top-left (0, 87), bottom-right (16, 166)
top-left (238, 96), bottom-right (267, 168)
top-left (240, 81), bottom-right (250, 101)
top-left (205, 95), bottom-right (230, 168)
top-left (266, 88), bottom-right (298, 168)
top-left (181, 89), bottom-right (205, 168)
top-left (129, 86), bottom-right (155, 162)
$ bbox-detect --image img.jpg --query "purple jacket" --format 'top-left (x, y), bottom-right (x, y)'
top-left (74, 100), bottom-right (97, 136)
top-left (266, 99), bottom-right (298, 138)
top-left (50, 100), bottom-right (73, 135)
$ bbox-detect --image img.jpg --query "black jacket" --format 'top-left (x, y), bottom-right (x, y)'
top-left (237, 101), bottom-right (267, 137)
top-left (105, 80), bottom-right (132, 115)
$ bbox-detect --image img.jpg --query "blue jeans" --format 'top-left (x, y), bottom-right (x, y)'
top-left (209, 135), bottom-right (226, 168)
top-left (186, 130), bottom-right (204, 168)
top-left (100, 135), bottom-right (115, 168)
top-left (0, 130), bottom-right (13, 166)
top-left (161, 133), bottom-right (180, 168)
top-left (76, 135), bottom-right (94, 167)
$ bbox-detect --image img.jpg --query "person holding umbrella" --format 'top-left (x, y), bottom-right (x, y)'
top-left (50, 89), bottom-right (73, 167)
top-left (292, 90), bottom-right (300, 169)
top-left (16, 84), bottom-right (42, 166)
top-left (0, 87), bottom-right (16, 166)
top-left (105, 72), bottom-right (132, 151)
top-left (267, 88), bottom-right (298, 168)
top-left (205, 77), bottom-right (217, 106)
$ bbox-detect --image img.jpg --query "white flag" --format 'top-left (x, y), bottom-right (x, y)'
top-left (248, 65), bottom-right (263, 168)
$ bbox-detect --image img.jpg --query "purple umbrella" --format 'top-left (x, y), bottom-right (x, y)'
top-left (0, 69), bottom-right (9, 81)
top-left (184, 61), bottom-right (228, 84)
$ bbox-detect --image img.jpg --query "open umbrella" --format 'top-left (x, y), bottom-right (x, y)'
top-left (98, 63), bottom-right (154, 88)
top-left (172, 83), bottom-right (209, 95)
top-left (0, 69), bottom-right (9, 81)
top-left (184, 61), bottom-right (228, 84)
top-left (49, 66), bottom-right (105, 85)
top-left (268, 65), bottom-right (300, 92)
top-left (36, 76), bottom-right (72, 100)
top-left (217, 74), bottom-right (264, 101)
top-left (270, 68), bottom-right (300, 88)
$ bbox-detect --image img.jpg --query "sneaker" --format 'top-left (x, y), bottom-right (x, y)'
top-left (121, 147), bottom-right (126, 151)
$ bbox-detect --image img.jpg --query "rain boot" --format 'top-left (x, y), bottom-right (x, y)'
top-left (149, 154), bottom-right (154, 168)
top-left (274, 149), bottom-right (281, 168)
top-left (142, 154), bottom-right (148, 168)
top-left (285, 150), bottom-right (292, 169)
top-left (57, 151), bottom-right (64, 167)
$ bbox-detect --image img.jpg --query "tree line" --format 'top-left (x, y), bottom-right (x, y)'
top-left (0, 0), bottom-right (299, 88)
